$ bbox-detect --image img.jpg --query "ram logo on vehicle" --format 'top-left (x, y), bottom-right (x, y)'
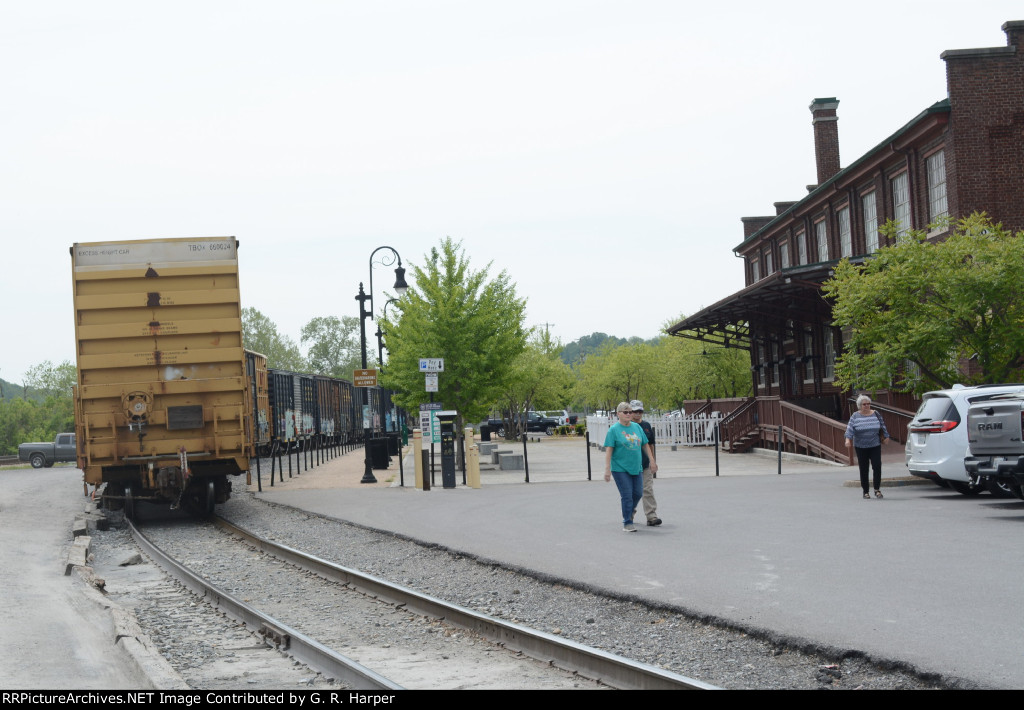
top-left (977, 422), bottom-right (1003, 431)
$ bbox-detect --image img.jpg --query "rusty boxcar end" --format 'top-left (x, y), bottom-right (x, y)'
top-left (71, 237), bottom-right (251, 518)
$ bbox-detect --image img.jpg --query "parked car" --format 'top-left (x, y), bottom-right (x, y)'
top-left (905, 384), bottom-right (1024, 495)
top-left (542, 410), bottom-right (570, 426)
top-left (18, 433), bottom-right (77, 469)
top-left (964, 392), bottom-right (1024, 499)
top-left (484, 411), bottom-right (561, 437)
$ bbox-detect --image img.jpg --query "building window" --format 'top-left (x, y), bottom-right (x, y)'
top-left (927, 150), bottom-right (948, 224)
top-left (892, 172), bottom-right (911, 238)
top-left (815, 220), bottom-right (828, 262)
top-left (756, 344), bottom-right (766, 389)
top-left (750, 256), bottom-right (760, 282)
top-left (862, 192), bottom-right (878, 253)
top-left (764, 247), bottom-right (774, 275)
top-left (803, 331), bottom-right (815, 382)
top-left (837, 206), bottom-right (851, 258)
top-left (797, 231), bottom-right (808, 265)
top-left (779, 240), bottom-right (790, 269)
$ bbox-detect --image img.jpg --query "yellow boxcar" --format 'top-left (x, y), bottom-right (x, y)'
top-left (71, 237), bottom-right (251, 517)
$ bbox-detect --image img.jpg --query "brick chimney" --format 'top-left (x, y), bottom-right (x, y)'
top-left (741, 216), bottom-right (774, 239)
top-left (809, 97), bottom-right (841, 185)
top-left (1003, 19), bottom-right (1024, 48)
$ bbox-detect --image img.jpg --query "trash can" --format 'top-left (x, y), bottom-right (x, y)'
top-left (369, 438), bottom-right (390, 469)
top-left (480, 424), bottom-right (491, 442)
top-left (386, 432), bottom-right (400, 456)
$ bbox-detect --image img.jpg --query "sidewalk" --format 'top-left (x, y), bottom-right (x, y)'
top-left (244, 435), bottom-right (918, 492)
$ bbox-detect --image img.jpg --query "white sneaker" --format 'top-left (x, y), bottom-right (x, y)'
top-left (623, 523), bottom-right (637, 533)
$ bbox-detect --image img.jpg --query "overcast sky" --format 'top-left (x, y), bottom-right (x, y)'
top-left (2, 1), bottom-right (1020, 384)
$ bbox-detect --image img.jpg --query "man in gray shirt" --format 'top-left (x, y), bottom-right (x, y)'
top-left (630, 400), bottom-right (662, 526)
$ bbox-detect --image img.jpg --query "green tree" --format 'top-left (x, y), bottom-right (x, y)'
top-left (241, 307), bottom-right (306, 371)
top-left (492, 339), bottom-right (574, 438)
top-left (301, 315), bottom-right (362, 377)
top-left (0, 398), bottom-right (49, 454)
top-left (653, 330), bottom-right (752, 408)
top-left (575, 341), bottom-right (658, 411)
top-left (23, 360), bottom-right (77, 398)
top-left (379, 238), bottom-right (528, 434)
top-left (0, 361), bottom-right (77, 453)
top-left (823, 213), bottom-right (1024, 393)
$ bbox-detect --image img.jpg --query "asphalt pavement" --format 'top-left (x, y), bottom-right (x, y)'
top-left (249, 436), bottom-right (1023, 689)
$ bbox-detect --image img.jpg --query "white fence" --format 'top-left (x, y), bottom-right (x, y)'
top-left (586, 413), bottom-right (721, 448)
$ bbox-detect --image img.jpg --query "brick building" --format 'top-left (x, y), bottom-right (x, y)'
top-left (667, 20), bottom-right (1024, 453)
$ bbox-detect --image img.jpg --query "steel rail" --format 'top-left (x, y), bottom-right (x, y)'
top-left (126, 519), bottom-right (403, 691)
top-left (215, 515), bottom-right (719, 690)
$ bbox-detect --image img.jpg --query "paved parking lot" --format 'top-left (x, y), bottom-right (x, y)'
top-left (253, 437), bottom-right (1022, 688)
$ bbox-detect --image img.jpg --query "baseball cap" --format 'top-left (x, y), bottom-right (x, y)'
top-left (629, 400), bottom-right (644, 412)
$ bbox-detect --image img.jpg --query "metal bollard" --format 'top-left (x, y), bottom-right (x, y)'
top-left (467, 443), bottom-right (481, 489)
top-left (586, 430), bottom-right (591, 480)
top-left (413, 428), bottom-right (424, 489)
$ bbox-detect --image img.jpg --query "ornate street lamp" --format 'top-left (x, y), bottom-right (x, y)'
top-left (375, 298), bottom-right (400, 373)
top-left (356, 247), bottom-right (408, 484)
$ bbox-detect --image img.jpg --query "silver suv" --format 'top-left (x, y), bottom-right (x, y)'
top-left (905, 384), bottom-right (1024, 495)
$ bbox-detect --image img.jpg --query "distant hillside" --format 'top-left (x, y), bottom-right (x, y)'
top-left (0, 377), bottom-right (30, 401)
top-left (560, 332), bottom-right (661, 365)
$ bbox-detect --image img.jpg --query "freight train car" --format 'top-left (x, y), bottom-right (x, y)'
top-left (314, 375), bottom-right (342, 444)
top-left (71, 237), bottom-right (250, 518)
top-left (264, 368), bottom-right (361, 452)
top-left (245, 350), bottom-right (270, 455)
top-left (267, 368), bottom-right (299, 447)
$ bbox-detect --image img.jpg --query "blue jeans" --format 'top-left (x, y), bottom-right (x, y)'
top-left (611, 470), bottom-right (644, 525)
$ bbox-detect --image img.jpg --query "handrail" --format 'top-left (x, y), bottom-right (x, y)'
top-left (689, 400), bottom-right (713, 417)
top-left (718, 397), bottom-right (759, 450)
top-left (715, 396), bottom-right (852, 464)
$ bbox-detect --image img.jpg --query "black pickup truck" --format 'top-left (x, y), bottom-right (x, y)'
top-left (485, 411), bottom-right (560, 438)
top-left (18, 432), bottom-right (77, 468)
top-left (964, 393), bottom-right (1024, 499)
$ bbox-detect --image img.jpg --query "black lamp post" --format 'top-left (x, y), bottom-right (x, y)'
top-left (356, 247), bottom-right (408, 484)
top-left (375, 298), bottom-right (399, 372)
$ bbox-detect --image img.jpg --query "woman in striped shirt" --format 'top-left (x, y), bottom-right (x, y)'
top-left (845, 394), bottom-right (890, 499)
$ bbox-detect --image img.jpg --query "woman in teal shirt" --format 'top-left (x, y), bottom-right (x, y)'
top-left (604, 401), bottom-right (658, 532)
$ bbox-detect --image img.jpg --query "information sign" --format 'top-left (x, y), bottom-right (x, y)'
top-left (353, 369), bottom-right (378, 387)
top-left (419, 358), bottom-right (444, 373)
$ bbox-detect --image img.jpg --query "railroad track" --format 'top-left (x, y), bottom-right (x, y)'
top-left (127, 516), bottom-right (716, 690)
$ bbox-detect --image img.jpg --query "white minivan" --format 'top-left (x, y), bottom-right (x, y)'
top-left (906, 383), bottom-right (1024, 495)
